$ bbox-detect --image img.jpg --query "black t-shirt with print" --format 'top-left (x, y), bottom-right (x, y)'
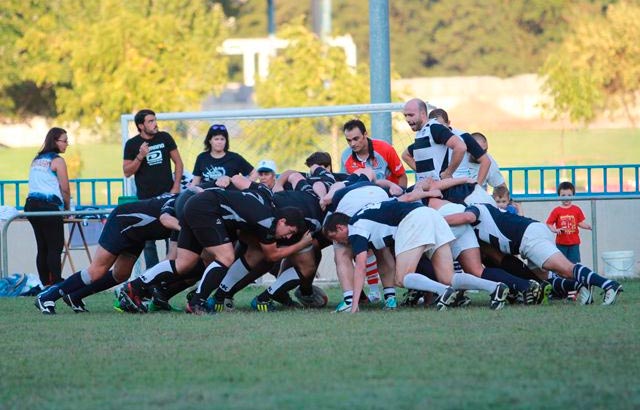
top-left (124, 132), bottom-right (178, 199)
top-left (192, 151), bottom-right (254, 183)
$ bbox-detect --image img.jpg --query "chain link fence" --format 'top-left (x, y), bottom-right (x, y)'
top-left (120, 103), bottom-right (436, 193)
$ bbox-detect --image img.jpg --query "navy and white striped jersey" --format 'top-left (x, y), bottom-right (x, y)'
top-left (466, 203), bottom-right (536, 254)
top-left (348, 199), bottom-right (422, 255)
top-left (413, 118), bottom-right (455, 181)
top-left (450, 131), bottom-right (486, 178)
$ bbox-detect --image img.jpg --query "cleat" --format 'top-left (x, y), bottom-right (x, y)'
top-left (539, 281), bottom-right (552, 305)
top-left (400, 289), bottom-right (424, 307)
top-left (523, 280), bottom-right (541, 305)
top-left (149, 287), bottom-right (176, 312)
top-left (334, 300), bottom-right (352, 313)
top-left (367, 291), bottom-right (381, 304)
top-left (602, 282), bottom-right (623, 306)
top-left (34, 295), bottom-right (56, 315)
top-left (383, 296), bottom-right (398, 310)
top-left (435, 287), bottom-right (457, 311)
top-left (489, 283), bottom-right (509, 310)
top-left (207, 296), bottom-right (235, 312)
top-left (451, 290), bottom-right (471, 308)
top-left (576, 284), bottom-right (593, 305)
top-left (119, 283), bottom-right (148, 313)
top-left (185, 302), bottom-right (214, 315)
top-left (251, 296), bottom-right (276, 312)
top-left (62, 294), bottom-right (89, 313)
top-left (294, 286), bottom-right (328, 308)
top-left (113, 298), bottom-right (125, 313)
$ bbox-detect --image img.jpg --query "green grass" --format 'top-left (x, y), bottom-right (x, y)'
top-left (1, 281), bottom-right (638, 409)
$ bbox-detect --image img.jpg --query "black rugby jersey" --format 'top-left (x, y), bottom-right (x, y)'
top-left (272, 190), bottom-right (324, 234)
top-left (114, 193), bottom-right (178, 242)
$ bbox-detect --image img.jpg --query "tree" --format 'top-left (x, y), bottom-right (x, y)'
top-left (253, 20), bottom-right (371, 169)
top-left (9, 0), bottom-right (229, 136)
top-left (540, 1), bottom-right (640, 126)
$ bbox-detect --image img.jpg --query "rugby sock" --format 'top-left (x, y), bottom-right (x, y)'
top-left (499, 255), bottom-right (538, 280)
top-left (365, 254), bottom-right (381, 296)
top-left (191, 260), bottom-right (228, 305)
top-left (218, 257), bottom-right (251, 299)
top-left (41, 269), bottom-right (90, 301)
top-left (69, 270), bottom-right (118, 301)
top-left (402, 273), bottom-right (448, 295)
top-left (550, 275), bottom-right (579, 298)
top-left (481, 267), bottom-right (529, 292)
top-left (267, 267), bottom-right (300, 298)
top-left (343, 290), bottom-right (354, 304)
top-left (139, 260), bottom-right (177, 285)
top-left (452, 272), bottom-right (497, 293)
top-left (383, 287), bottom-right (396, 300)
top-left (573, 263), bottom-right (611, 289)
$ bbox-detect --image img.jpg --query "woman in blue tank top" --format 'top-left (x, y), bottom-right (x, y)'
top-left (24, 127), bottom-right (71, 287)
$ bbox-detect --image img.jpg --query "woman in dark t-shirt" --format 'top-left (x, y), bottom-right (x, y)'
top-left (191, 124), bottom-right (257, 185)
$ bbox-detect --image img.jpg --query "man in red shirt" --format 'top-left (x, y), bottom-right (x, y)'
top-left (338, 119), bottom-right (407, 304)
top-left (340, 119), bottom-right (407, 188)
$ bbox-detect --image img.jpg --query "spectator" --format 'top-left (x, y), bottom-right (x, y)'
top-left (256, 159), bottom-right (277, 189)
top-left (340, 119), bottom-right (407, 188)
top-left (546, 181), bottom-right (591, 263)
top-left (190, 124), bottom-right (257, 186)
top-left (24, 127), bottom-right (71, 287)
top-left (123, 109), bottom-right (184, 268)
top-left (491, 186), bottom-right (523, 216)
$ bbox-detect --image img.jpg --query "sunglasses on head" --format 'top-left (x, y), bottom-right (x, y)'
top-left (210, 124), bottom-right (227, 131)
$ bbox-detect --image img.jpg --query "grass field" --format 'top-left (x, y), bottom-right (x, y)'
top-left (1, 281), bottom-right (638, 410)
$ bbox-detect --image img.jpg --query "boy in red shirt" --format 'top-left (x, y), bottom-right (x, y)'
top-left (546, 181), bottom-right (592, 263)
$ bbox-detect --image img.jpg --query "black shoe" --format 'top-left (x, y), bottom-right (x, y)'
top-left (523, 280), bottom-right (541, 305)
top-left (400, 289), bottom-right (425, 307)
top-left (150, 287), bottom-right (173, 311)
top-left (62, 294), bottom-right (89, 313)
top-left (451, 290), bottom-right (472, 308)
top-left (489, 283), bottom-right (509, 310)
top-left (435, 287), bottom-right (458, 311)
top-left (34, 295), bottom-right (56, 315)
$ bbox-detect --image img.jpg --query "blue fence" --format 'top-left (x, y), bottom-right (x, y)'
top-left (503, 164), bottom-right (640, 198)
top-left (1, 178), bottom-right (124, 210)
top-left (1, 164), bottom-right (639, 209)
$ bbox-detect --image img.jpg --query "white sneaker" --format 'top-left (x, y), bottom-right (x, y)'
top-left (576, 285), bottom-right (593, 305)
top-left (367, 291), bottom-right (381, 304)
top-left (334, 300), bottom-right (352, 313)
top-left (602, 283), bottom-right (623, 306)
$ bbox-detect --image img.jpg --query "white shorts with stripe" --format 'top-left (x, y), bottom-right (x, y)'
top-left (519, 222), bottom-right (561, 269)
top-left (436, 202), bottom-right (479, 259)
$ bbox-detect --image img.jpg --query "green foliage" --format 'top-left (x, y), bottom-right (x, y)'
top-left (541, 1), bottom-right (640, 126)
top-left (5, 0), bottom-right (230, 135)
top-left (253, 20), bottom-right (370, 168)
top-left (1, 283), bottom-right (638, 409)
top-left (228, 0), bottom-right (578, 78)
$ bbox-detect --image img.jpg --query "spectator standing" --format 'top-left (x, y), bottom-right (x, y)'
top-left (24, 127), bottom-right (71, 287)
top-left (190, 124), bottom-right (257, 186)
top-left (123, 109), bottom-right (184, 268)
top-left (546, 181), bottom-right (591, 263)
